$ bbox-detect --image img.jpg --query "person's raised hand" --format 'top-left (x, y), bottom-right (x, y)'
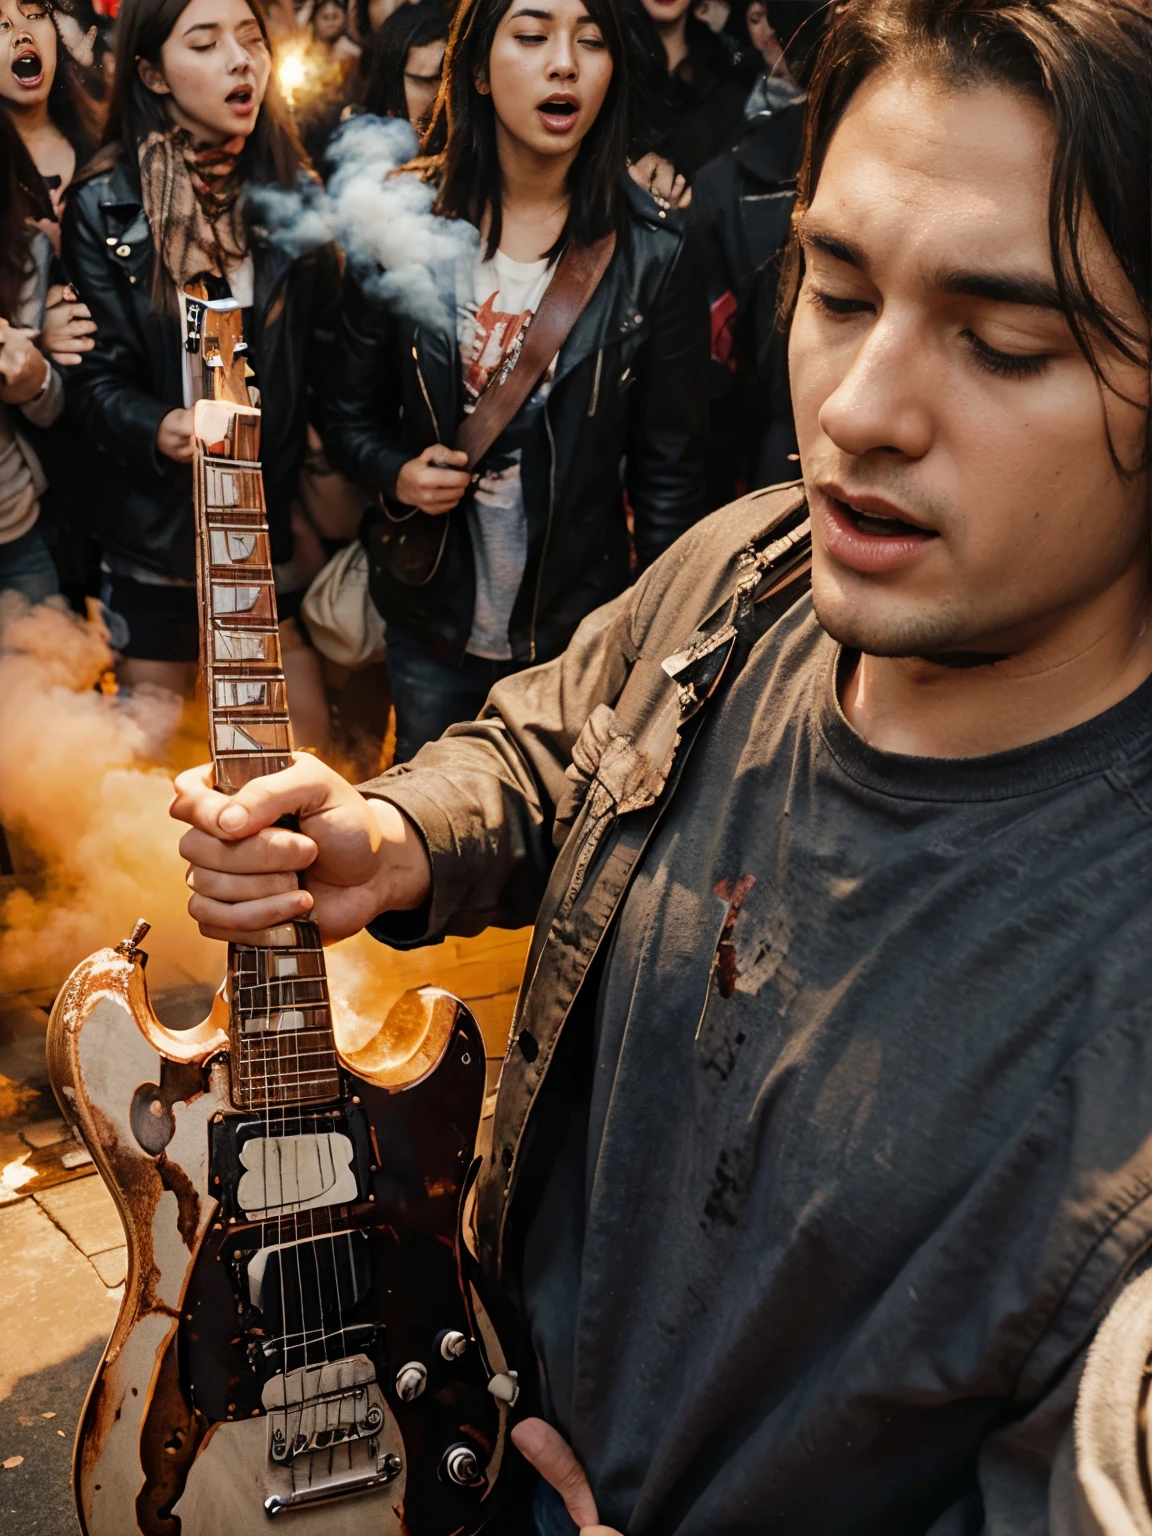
top-left (40, 286), bottom-right (96, 367)
top-left (511, 1419), bottom-right (622, 1536)
top-left (156, 406), bottom-right (196, 463)
top-left (170, 754), bottom-right (433, 943)
top-left (395, 444), bottom-right (471, 515)
top-left (0, 320), bottom-right (50, 405)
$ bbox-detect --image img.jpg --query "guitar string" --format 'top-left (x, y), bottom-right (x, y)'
top-left (211, 462), bottom-right (362, 1492)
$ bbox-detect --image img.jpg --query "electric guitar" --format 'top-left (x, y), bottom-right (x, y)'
top-left (46, 293), bottom-right (516, 1536)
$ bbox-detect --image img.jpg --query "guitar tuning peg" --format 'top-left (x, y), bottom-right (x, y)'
top-left (115, 919), bottom-right (152, 959)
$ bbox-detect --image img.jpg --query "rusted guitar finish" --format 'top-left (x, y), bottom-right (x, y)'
top-left (47, 295), bottom-right (515, 1536)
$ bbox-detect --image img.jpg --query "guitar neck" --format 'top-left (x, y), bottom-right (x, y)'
top-left (189, 294), bottom-right (339, 1111)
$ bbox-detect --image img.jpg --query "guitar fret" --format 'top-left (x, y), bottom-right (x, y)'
top-left (190, 296), bottom-right (339, 1114)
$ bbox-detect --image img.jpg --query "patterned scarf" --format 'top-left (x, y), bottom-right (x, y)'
top-left (138, 127), bottom-right (248, 290)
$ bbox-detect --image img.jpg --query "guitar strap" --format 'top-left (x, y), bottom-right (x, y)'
top-left (455, 230), bottom-right (618, 471)
top-left (366, 230), bottom-right (618, 589)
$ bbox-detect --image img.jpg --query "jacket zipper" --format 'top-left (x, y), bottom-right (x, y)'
top-left (587, 348), bottom-right (603, 418)
top-left (528, 402), bottom-right (558, 663)
top-left (414, 333), bottom-right (441, 442)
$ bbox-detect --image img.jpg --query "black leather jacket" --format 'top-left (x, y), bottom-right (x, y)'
top-left (61, 151), bottom-right (341, 580)
top-left (317, 179), bottom-right (710, 666)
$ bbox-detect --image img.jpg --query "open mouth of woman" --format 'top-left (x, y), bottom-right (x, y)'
top-left (226, 84), bottom-right (255, 113)
top-left (537, 95), bottom-right (579, 132)
top-left (11, 48), bottom-right (44, 88)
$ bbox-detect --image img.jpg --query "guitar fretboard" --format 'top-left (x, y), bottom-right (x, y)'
top-left (228, 925), bottom-right (341, 1109)
top-left (197, 452), bottom-right (293, 794)
top-left (188, 300), bottom-right (340, 1114)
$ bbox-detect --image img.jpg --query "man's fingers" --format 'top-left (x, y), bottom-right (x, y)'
top-left (186, 868), bottom-right (302, 902)
top-left (188, 887), bottom-right (313, 936)
top-left (511, 1420), bottom-right (599, 1529)
top-left (177, 823), bottom-right (317, 874)
top-left (172, 757), bottom-right (334, 840)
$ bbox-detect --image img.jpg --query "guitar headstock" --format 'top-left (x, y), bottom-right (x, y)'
top-left (184, 288), bottom-right (260, 462)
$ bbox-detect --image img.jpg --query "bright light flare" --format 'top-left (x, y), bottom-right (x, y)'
top-left (277, 41), bottom-right (311, 106)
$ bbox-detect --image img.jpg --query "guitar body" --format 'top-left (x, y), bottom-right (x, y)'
top-left (47, 294), bottom-right (515, 1536)
top-left (48, 939), bottom-right (513, 1536)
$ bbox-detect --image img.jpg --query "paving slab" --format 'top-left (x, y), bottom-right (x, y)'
top-left (33, 1179), bottom-right (123, 1261)
top-left (0, 1199), bottom-right (118, 1401)
top-left (88, 1248), bottom-right (126, 1288)
top-left (20, 1121), bottom-right (68, 1151)
top-left (0, 1338), bottom-right (103, 1536)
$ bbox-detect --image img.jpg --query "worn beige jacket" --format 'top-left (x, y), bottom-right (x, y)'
top-left (361, 483), bottom-right (812, 1278)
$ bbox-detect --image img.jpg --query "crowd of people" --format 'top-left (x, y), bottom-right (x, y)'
top-left (0, 0), bottom-right (824, 766)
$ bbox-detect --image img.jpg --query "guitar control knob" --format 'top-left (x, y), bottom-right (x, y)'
top-left (439, 1330), bottom-right (468, 1361)
top-left (443, 1443), bottom-right (482, 1487)
top-left (395, 1362), bottom-right (427, 1401)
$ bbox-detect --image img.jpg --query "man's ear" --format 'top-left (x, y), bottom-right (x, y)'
top-left (137, 55), bottom-right (171, 96)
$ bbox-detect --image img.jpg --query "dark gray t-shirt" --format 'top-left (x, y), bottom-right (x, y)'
top-left (521, 598), bottom-right (1152, 1536)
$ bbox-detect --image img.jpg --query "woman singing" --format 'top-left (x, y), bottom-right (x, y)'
top-left (62, 0), bottom-right (338, 742)
top-left (321, 0), bottom-right (708, 761)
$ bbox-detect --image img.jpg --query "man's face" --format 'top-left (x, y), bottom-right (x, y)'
top-left (789, 71), bottom-right (1150, 659)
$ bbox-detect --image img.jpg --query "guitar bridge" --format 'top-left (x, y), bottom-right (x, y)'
top-left (261, 1355), bottom-right (404, 1516)
top-left (262, 1355), bottom-right (387, 1463)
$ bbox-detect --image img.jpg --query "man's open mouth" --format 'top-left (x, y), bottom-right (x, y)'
top-left (831, 495), bottom-right (937, 540)
top-left (11, 48), bottom-right (43, 84)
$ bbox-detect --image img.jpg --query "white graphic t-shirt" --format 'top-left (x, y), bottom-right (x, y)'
top-left (458, 247), bottom-right (556, 660)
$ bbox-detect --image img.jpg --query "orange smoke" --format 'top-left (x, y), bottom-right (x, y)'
top-left (0, 597), bottom-right (221, 996)
top-left (0, 596), bottom-right (528, 1056)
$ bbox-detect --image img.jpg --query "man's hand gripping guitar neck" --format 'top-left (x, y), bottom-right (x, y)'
top-left (170, 756), bottom-right (433, 942)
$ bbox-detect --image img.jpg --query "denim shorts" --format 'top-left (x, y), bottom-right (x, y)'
top-left (0, 523), bottom-right (59, 605)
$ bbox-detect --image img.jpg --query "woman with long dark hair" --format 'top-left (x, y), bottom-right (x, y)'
top-left (61, 0), bottom-right (339, 738)
top-left (362, 0), bottom-right (444, 128)
top-left (633, 0), bottom-right (749, 179)
top-left (321, 0), bottom-right (708, 762)
top-left (0, 0), bottom-right (102, 206)
top-left (0, 108), bottom-right (67, 601)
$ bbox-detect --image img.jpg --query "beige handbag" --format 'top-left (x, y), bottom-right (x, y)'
top-left (300, 540), bottom-right (386, 668)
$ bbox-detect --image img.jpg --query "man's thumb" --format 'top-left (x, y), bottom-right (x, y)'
top-left (512, 1418), bottom-right (600, 1529)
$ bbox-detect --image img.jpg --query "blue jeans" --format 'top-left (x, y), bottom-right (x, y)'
top-left (0, 524), bottom-right (59, 604)
top-left (386, 630), bottom-right (521, 764)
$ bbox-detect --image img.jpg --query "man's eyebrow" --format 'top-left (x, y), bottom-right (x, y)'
top-left (935, 267), bottom-right (1064, 310)
top-left (795, 219), bottom-right (868, 272)
top-left (798, 218), bottom-right (1066, 312)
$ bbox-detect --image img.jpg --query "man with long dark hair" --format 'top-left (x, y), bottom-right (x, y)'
top-left (175, 0), bottom-right (1152, 1530)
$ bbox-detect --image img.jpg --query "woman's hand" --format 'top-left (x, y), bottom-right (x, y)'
top-left (156, 407), bottom-right (196, 463)
top-left (511, 1419), bottom-right (623, 1536)
top-left (0, 320), bottom-right (49, 405)
top-left (40, 285), bottom-right (96, 367)
top-left (628, 152), bottom-right (691, 212)
top-left (694, 0), bottom-right (730, 32)
top-left (170, 755), bottom-right (434, 944)
top-left (395, 444), bottom-right (471, 515)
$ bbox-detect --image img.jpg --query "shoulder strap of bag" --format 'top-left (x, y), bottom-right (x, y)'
top-left (455, 230), bottom-right (617, 471)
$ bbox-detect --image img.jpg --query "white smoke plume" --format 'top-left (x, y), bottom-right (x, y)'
top-left (250, 115), bottom-right (478, 335)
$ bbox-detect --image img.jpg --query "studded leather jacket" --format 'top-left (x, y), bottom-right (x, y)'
top-left (60, 152), bottom-right (341, 580)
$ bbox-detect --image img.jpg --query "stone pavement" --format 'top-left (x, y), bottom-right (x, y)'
top-left (0, 1172), bottom-right (123, 1536)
